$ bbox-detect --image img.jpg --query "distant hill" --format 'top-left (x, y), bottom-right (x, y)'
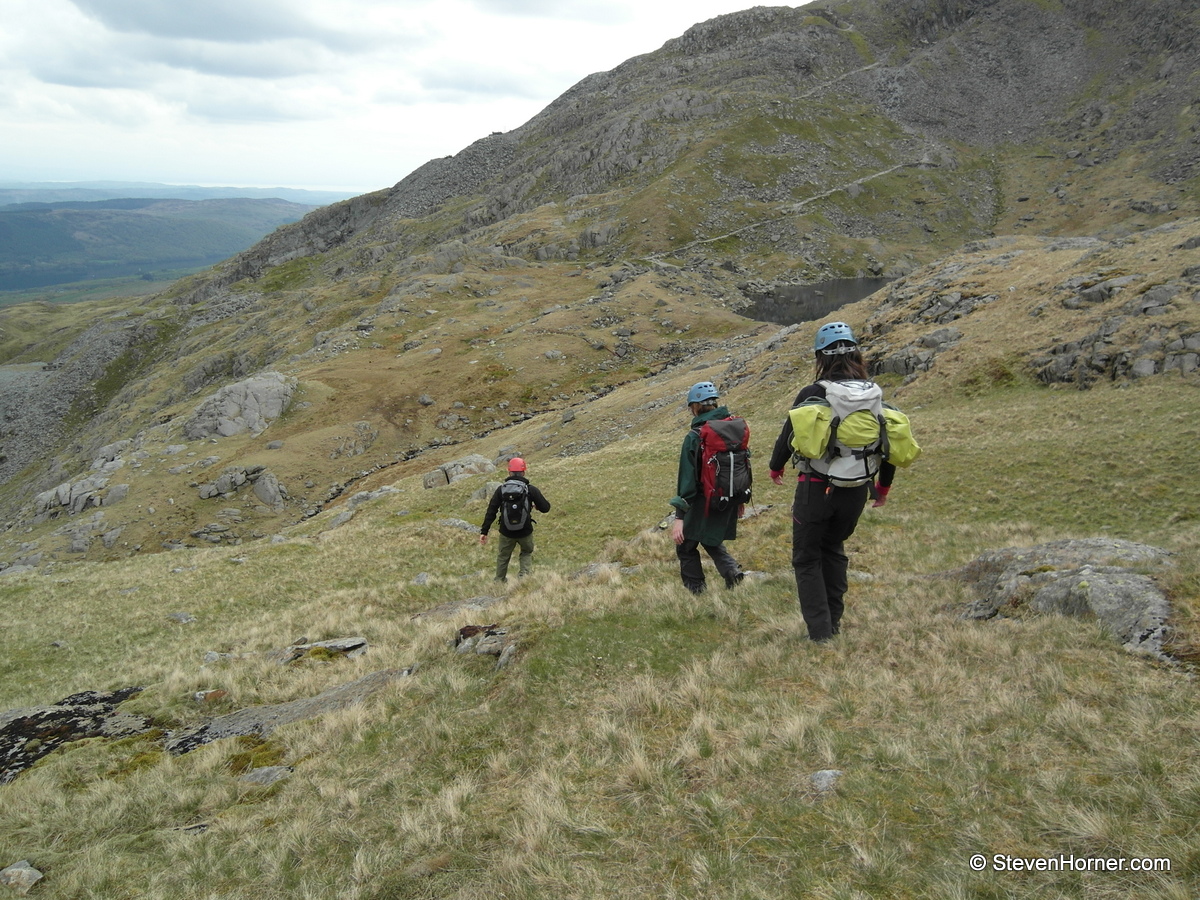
top-left (0, 197), bottom-right (319, 290)
top-left (0, 181), bottom-right (359, 207)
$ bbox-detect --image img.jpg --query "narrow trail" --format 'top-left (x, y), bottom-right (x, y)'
top-left (641, 57), bottom-right (936, 263)
top-left (794, 60), bottom-right (881, 102)
top-left (647, 158), bottom-right (928, 261)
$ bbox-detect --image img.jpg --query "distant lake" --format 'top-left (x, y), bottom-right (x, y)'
top-left (744, 277), bottom-right (893, 325)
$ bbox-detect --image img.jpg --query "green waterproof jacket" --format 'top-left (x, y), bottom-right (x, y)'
top-left (669, 405), bottom-right (740, 546)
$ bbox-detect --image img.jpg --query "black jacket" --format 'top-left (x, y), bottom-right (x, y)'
top-left (481, 474), bottom-right (551, 538)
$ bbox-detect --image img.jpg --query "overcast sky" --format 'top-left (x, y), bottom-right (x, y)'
top-left (1, 0), bottom-right (771, 195)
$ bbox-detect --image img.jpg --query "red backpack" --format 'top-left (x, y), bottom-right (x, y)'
top-left (693, 416), bottom-right (753, 514)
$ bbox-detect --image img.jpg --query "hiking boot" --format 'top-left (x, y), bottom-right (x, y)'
top-left (724, 572), bottom-right (744, 589)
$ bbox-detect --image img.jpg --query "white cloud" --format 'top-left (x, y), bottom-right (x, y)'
top-left (68, 0), bottom-right (340, 45)
top-left (0, 0), bottom-right (773, 192)
top-left (468, 0), bottom-right (632, 25)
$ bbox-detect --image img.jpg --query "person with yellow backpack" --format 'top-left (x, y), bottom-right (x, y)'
top-left (767, 322), bottom-right (920, 642)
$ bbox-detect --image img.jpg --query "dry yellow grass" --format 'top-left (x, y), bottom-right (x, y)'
top-left (2, 215), bottom-right (1200, 896)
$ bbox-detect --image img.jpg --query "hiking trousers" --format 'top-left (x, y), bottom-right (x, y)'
top-left (791, 479), bottom-right (868, 641)
top-left (495, 533), bottom-right (535, 581)
top-left (677, 538), bottom-right (742, 594)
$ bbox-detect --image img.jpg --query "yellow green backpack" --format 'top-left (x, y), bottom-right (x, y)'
top-left (787, 379), bottom-right (921, 486)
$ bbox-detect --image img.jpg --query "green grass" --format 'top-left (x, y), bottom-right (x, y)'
top-left (900, 378), bottom-right (1200, 541)
top-left (259, 257), bottom-right (317, 293)
top-left (1, 366), bottom-right (1198, 898)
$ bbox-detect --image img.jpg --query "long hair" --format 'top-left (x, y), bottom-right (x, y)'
top-left (814, 348), bottom-right (869, 381)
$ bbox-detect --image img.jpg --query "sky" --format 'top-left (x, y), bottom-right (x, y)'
top-left (1, 0), bottom-right (773, 195)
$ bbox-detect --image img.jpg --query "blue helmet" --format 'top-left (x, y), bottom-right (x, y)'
top-left (687, 381), bottom-right (719, 404)
top-left (814, 321), bottom-right (857, 355)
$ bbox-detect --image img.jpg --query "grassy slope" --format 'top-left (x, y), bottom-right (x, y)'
top-left (1, 308), bottom-right (1198, 897)
top-left (0, 118), bottom-right (1198, 900)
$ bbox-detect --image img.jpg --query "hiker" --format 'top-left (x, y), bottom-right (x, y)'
top-left (669, 381), bottom-right (747, 594)
top-left (768, 322), bottom-right (898, 642)
top-left (480, 457), bottom-right (551, 582)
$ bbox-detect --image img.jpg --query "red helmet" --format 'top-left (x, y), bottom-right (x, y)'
top-left (507, 457), bottom-right (526, 472)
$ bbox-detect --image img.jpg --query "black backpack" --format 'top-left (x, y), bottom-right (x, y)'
top-left (499, 480), bottom-right (531, 531)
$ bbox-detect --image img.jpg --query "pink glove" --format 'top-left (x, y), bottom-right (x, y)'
top-left (769, 469), bottom-right (785, 486)
top-left (872, 485), bottom-right (891, 508)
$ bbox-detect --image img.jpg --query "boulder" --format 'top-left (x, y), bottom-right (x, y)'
top-left (423, 453), bottom-right (496, 488)
top-left (271, 637), bottom-right (369, 664)
top-left (948, 538), bottom-right (1173, 656)
top-left (319, 487), bottom-right (398, 529)
top-left (183, 372), bottom-right (296, 439)
top-left (33, 473), bottom-right (116, 519)
top-left (455, 624), bottom-right (518, 669)
top-left (0, 861), bottom-right (43, 896)
top-left (471, 481), bottom-right (503, 502)
top-left (252, 472), bottom-right (288, 510)
top-left (93, 439), bottom-right (132, 464)
top-left (411, 595), bottom-right (505, 620)
top-left (197, 465), bottom-right (271, 502)
top-left (810, 769), bottom-right (844, 793)
top-left (240, 766), bottom-right (293, 786)
top-left (1024, 566), bottom-right (1170, 654)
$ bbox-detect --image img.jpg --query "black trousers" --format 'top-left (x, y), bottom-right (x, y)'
top-left (676, 539), bottom-right (741, 594)
top-left (791, 479), bottom-right (868, 641)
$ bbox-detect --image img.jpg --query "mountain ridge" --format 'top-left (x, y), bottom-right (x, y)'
top-left (189, 0), bottom-right (1197, 297)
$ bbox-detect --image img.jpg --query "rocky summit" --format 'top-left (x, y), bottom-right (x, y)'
top-left (0, 0), bottom-right (1197, 570)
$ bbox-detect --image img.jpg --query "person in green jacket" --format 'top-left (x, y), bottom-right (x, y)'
top-left (669, 381), bottom-right (746, 594)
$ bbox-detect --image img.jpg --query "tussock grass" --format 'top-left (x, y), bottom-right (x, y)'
top-left (6, 508), bottom-right (1198, 897)
top-left (3, 318), bottom-right (1200, 897)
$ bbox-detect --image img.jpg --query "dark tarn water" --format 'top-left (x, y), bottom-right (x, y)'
top-left (744, 277), bottom-right (892, 325)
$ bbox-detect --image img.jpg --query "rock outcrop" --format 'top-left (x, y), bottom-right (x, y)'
top-left (949, 538), bottom-right (1174, 657)
top-left (196, 464), bottom-right (288, 509)
top-left (183, 372), bottom-right (296, 440)
top-left (0, 688), bottom-right (152, 784)
top-left (422, 454), bottom-right (497, 489)
top-left (165, 668), bottom-right (414, 755)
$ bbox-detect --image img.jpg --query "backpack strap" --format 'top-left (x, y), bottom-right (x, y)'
top-left (825, 415), bottom-right (842, 463)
